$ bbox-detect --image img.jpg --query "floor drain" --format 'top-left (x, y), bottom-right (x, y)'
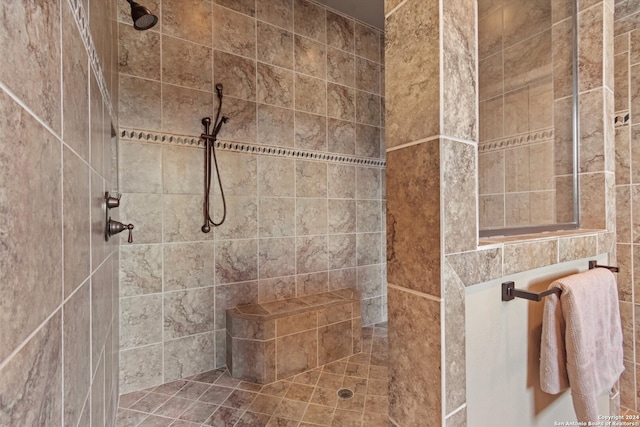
top-left (337, 388), bottom-right (354, 400)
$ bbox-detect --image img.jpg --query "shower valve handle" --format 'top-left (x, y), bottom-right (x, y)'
top-left (108, 218), bottom-right (135, 243)
top-left (106, 193), bottom-right (121, 209)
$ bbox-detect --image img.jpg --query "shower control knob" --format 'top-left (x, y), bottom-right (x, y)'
top-left (107, 218), bottom-right (135, 243)
top-left (105, 192), bottom-right (121, 209)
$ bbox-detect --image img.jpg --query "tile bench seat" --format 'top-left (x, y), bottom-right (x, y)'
top-left (226, 289), bottom-right (362, 384)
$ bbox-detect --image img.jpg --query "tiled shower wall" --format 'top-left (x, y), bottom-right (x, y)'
top-left (614, 0), bottom-right (640, 412)
top-left (0, 0), bottom-right (119, 426)
top-left (478, 0), bottom-right (574, 230)
top-left (117, 0), bottom-right (386, 394)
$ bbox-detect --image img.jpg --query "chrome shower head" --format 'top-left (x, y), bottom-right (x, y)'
top-left (126, 0), bottom-right (158, 31)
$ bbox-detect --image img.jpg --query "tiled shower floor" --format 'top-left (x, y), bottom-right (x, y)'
top-left (116, 324), bottom-right (388, 427)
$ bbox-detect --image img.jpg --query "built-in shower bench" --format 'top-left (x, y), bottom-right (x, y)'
top-left (226, 288), bottom-right (362, 384)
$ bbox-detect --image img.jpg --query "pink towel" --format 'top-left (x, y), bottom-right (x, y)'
top-left (540, 268), bottom-right (624, 422)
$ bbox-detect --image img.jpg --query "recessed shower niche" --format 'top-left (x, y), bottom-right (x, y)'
top-left (478, 0), bottom-right (579, 236)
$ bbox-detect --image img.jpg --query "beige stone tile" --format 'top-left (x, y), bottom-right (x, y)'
top-left (162, 194), bottom-right (212, 242)
top-left (214, 0), bottom-right (255, 16)
top-left (120, 294), bottom-right (162, 349)
top-left (554, 96), bottom-right (574, 176)
top-left (214, 196), bottom-right (258, 239)
top-left (119, 244), bottom-right (163, 296)
top-left (163, 0), bottom-right (211, 45)
top-left (164, 333), bottom-right (215, 382)
top-left (579, 172), bottom-right (608, 229)
top-left (504, 88), bottom-right (529, 136)
top-left (356, 91), bottom-right (381, 127)
top-left (385, 0), bottom-right (439, 147)
top-left (276, 311), bottom-right (317, 337)
top-left (257, 63), bottom-right (294, 108)
top-left (329, 269), bottom-right (357, 293)
top-left (386, 142), bottom-right (441, 296)
top-left (616, 54), bottom-right (630, 114)
top-left (164, 287), bottom-right (215, 339)
top-left (162, 144), bottom-right (201, 195)
top-left (504, 30), bottom-right (552, 92)
top-left (616, 128), bottom-right (630, 186)
top-left (1, 0), bottom-right (61, 133)
top-left (0, 93), bottom-right (63, 360)
top-left (327, 119), bottom-right (356, 155)
top-left (318, 321), bottom-right (353, 365)
top-left (257, 22), bottom-right (294, 70)
top-left (503, 0), bottom-right (550, 48)
top-left (580, 89), bottom-right (606, 173)
top-left (302, 403), bottom-right (334, 425)
top-left (327, 234), bottom-right (356, 270)
top-left (119, 75), bottom-right (162, 131)
top-left (293, 0), bottom-right (325, 43)
top-left (295, 35), bottom-right (327, 79)
top-left (442, 139), bottom-right (476, 253)
top-left (503, 239), bottom-right (559, 275)
top-left (355, 22), bottom-right (380, 63)
top-left (284, 383), bottom-right (315, 402)
top-left (295, 111), bottom-right (327, 151)
top-left (63, 284), bottom-right (90, 426)
top-left (257, 0), bottom-right (293, 31)
top-left (297, 274), bottom-right (330, 300)
top-left (630, 29), bottom-right (640, 65)
top-left (62, 148), bottom-right (91, 297)
top-left (162, 84), bottom-right (213, 136)
top-left (258, 198), bottom-right (295, 238)
top-left (63, 4), bottom-right (90, 160)
top-left (327, 47), bottom-right (355, 87)
top-left (479, 53), bottom-right (503, 101)
top-left (356, 57), bottom-right (380, 94)
top-left (163, 36), bottom-right (212, 92)
top-left (120, 344), bottom-right (163, 394)
top-left (228, 337), bottom-right (274, 384)
top-left (213, 5), bottom-right (256, 58)
top-left (206, 406), bottom-right (244, 426)
top-left (257, 104), bottom-right (295, 147)
top-left (479, 96), bottom-right (504, 141)
top-left (388, 287), bottom-right (440, 424)
top-left (215, 96), bottom-right (257, 143)
top-left (295, 74), bottom-right (326, 115)
top-left (273, 398), bottom-right (307, 421)
top-left (328, 164), bottom-right (355, 198)
top-left (214, 239), bottom-right (258, 284)
top-left (296, 160), bottom-right (327, 197)
top-left (579, 6), bottom-right (604, 92)
top-left (478, 8), bottom-right (502, 60)
top-left (356, 124), bottom-right (381, 158)
top-left (213, 50), bottom-right (256, 101)
top-left (442, 0), bottom-right (477, 142)
top-left (258, 276), bottom-right (296, 303)
top-left (249, 394), bottom-right (282, 415)
top-left (615, 244), bottom-right (635, 302)
top-left (618, 186), bottom-right (632, 244)
top-left (276, 329), bottom-right (319, 379)
top-left (529, 79), bottom-right (553, 130)
top-left (118, 193), bottom-right (163, 244)
top-left (327, 83), bottom-right (355, 121)
top-left (327, 11), bottom-right (354, 52)
top-left (553, 18), bottom-right (573, 100)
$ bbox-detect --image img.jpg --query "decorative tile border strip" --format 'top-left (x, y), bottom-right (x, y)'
top-left (66, 0), bottom-right (115, 121)
top-left (614, 111), bottom-right (630, 127)
top-left (120, 128), bottom-right (387, 167)
top-left (478, 128), bottom-right (554, 153)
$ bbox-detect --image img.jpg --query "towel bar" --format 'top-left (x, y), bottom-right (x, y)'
top-left (501, 260), bottom-right (619, 302)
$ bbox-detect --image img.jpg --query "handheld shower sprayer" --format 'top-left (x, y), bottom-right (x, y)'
top-left (201, 84), bottom-right (228, 232)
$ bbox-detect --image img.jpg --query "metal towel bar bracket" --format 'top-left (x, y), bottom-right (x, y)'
top-left (501, 260), bottom-right (619, 302)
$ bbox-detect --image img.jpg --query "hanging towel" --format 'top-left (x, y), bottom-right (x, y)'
top-left (540, 267), bottom-right (624, 423)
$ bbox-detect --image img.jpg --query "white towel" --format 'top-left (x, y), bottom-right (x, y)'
top-left (540, 268), bottom-right (624, 422)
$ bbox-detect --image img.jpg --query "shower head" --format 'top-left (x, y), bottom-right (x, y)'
top-left (215, 84), bottom-right (224, 99)
top-left (126, 0), bottom-right (158, 31)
